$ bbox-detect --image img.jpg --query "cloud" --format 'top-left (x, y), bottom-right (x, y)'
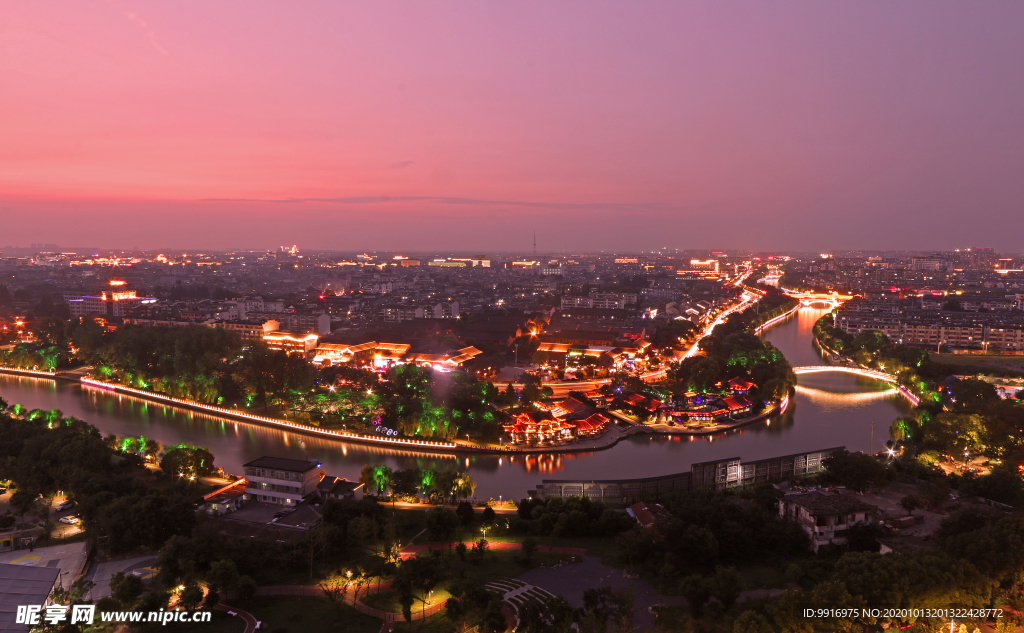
top-left (197, 194), bottom-right (681, 216)
top-left (388, 160), bottom-right (415, 169)
top-left (125, 10), bottom-right (169, 56)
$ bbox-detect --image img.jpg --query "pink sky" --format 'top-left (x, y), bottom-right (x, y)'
top-left (2, 1), bottom-right (1023, 252)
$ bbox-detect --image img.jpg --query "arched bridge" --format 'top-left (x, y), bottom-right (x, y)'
top-left (780, 289), bottom-right (855, 308)
top-left (792, 366), bottom-right (896, 383)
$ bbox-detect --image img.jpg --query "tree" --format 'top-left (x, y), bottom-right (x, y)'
top-left (359, 464), bottom-right (392, 496)
top-left (111, 572), bottom-right (145, 606)
top-left (678, 574), bottom-right (712, 619)
top-left (472, 538), bottom-right (489, 563)
top-left (846, 523), bottom-right (883, 552)
top-left (482, 506), bottom-right (496, 525)
top-left (733, 611), bottom-right (774, 633)
top-left (391, 468), bottom-right (421, 498)
top-left (898, 495), bottom-right (922, 516)
top-left (445, 596), bottom-right (466, 623)
top-left (135, 590), bottom-right (170, 614)
top-left (425, 507), bottom-right (459, 541)
top-left (178, 584), bottom-right (204, 610)
top-left (159, 444), bottom-right (217, 479)
top-left (396, 555), bottom-right (447, 618)
top-left (482, 599), bottom-right (508, 633)
top-left (454, 472), bottom-right (476, 501)
top-left (235, 575), bottom-right (257, 601)
top-left (960, 463), bottom-right (1024, 505)
top-left (207, 559), bottom-right (240, 593)
top-left (521, 537), bottom-right (538, 567)
top-left (581, 586), bottom-right (635, 633)
top-left (712, 566), bottom-right (740, 610)
top-left (821, 450), bottom-right (888, 491)
top-left (456, 501), bottom-right (475, 525)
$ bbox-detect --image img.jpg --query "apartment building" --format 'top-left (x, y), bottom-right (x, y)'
top-left (778, 490), bottom-right (876, 553)
top-left (243, 456), bottom-right (322, 505)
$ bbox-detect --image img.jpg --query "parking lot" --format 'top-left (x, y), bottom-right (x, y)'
top-left (222, 501), bottom-right (284, 525)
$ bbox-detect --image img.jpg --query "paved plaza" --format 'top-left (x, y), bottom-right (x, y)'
top-left (517, 556), bottom-right (684, 630)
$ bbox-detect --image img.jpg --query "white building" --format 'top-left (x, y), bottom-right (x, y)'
top-left (243, 457), bottom-right (322, 506)
top-left (778, 490), bottom-right (876, 553)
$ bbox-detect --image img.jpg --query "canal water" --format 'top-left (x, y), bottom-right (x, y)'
top-left (0, 307), bottom-right (909, 500)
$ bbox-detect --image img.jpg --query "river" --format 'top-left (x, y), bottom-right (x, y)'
top-left (0, 306), bottom-right (909, 500)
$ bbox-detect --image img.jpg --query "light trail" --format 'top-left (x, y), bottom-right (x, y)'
top-left (681, 292), bottom-right (757, 359)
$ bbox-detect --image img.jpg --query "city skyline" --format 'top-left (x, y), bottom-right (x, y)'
top-left (3, 1), bottom-right (1024, 251)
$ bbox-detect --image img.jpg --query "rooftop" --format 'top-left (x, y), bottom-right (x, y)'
top-left (244, 456), bottom-right (320, 472)
top-left (0, 564), bottom-right (60, 633)
top-left (782, 491), bottom-right (877, 516)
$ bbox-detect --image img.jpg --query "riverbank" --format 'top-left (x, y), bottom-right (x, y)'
top-left (76, 377), bottom-right (651, 456)
top-left (2, 369), bottom-right (789, 457)
top-left (79, 377), bottom-right (476, 454)
top-left (809, 333), bottom-right (921, 406)
top-left (632, 395), bottom-right (789, 437)
top-left (0, 366), bottom-right (58, 380)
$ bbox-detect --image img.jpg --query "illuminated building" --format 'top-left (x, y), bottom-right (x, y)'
top-left (64, 287), bottom-right (155, 318)
top-left (213, 320), bottom-right (267, 340)
top-left (502, 397), bottom-right (611, 445)
top-left (561, 295), bottom-right (630, 309)
top-left (676, 259), bottom-right (720, 277)
top-left (262, 331), bottom-right (319, 357)
top-left (312, 341), bottom-right (481, 369)
top-left (243, 456), bottom-right (321, 506)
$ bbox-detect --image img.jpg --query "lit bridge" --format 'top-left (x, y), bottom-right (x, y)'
top-left (780, 289), bottom-right (855, 309)
top-left (792, 366), bottom-right (896, 383)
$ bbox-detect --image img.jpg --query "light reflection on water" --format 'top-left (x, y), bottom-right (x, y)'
top-left (0, 307), bottom-right (908, 498)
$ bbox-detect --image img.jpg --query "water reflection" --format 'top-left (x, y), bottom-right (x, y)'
top-left (0, 307), bottom-right (908, 498)
top-left (794, 384), bottom-right (899, 402)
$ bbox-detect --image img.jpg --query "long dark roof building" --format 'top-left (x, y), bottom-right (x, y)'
top-left (0, 564), bottom-right (61, 633)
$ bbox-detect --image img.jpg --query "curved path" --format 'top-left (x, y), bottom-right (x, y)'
top-left (214, 604), bottom-right (258, 633)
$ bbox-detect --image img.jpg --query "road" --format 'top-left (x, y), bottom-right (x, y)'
top-left (84, 556), bottom-right (158, 599)
top-left (535, 286), bottom-right (758, 394)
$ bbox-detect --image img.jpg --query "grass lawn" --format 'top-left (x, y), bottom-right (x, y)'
top-left (736, 563), bottom-right (788, 591)
top-left (225, 596), bottom-right (382, 633)
top-left (929, 353), bottom-right (1024, 376)
top-left (392, 612), bottom-right (453, 632)
top-left (361, 588), bottom-right (452, 614)
top-left (416, 547), bottom-right (569, 585)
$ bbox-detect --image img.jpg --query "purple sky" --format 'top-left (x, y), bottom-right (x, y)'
top-left (2, 1), bottom-right (1023, 252)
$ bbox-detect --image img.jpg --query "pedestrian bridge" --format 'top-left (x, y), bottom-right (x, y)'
top-left (780, 289), bottom-right (855, 309)
top-left (792, 366), bottom-right (896, 383)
